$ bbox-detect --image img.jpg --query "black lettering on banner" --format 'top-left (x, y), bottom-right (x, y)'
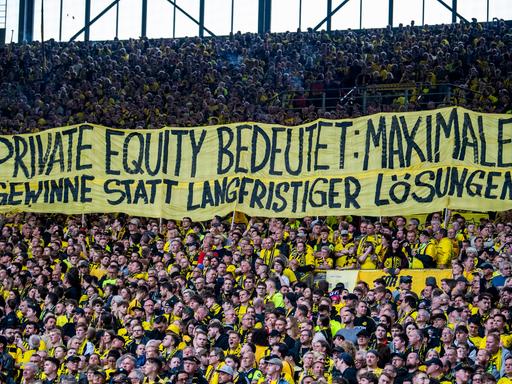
top-left (250, 179), bottom-right (267, 209)
top-left (225, 177), bottom-right (240, 203)
top-left (448, 167), bottom-right (468, 198)
top-left (273, 182), bottom-right (289, 212)
top-left (284, 127), bottom-right (303, 176)
top-left (122, 132), bottom-right (144, 174)
top-left (411, 170), bottom-right (435, 203)
top-left (336, 121), bottom-right (351, 169)
top-left (425, 113), bottom-right (433, 162)
top-left (305, 123), bottom-right (317, 172)
top-left (80, 175), bottom-right (94, 203)
top-left (251, 125), bottom-right (270, 173)
top-left (162, 130), bottom-right (170, 174)
top-left (28, 136), bottom-right (36, 178)
top-left (105, 129), bottom-right (123, 175)
top-left (238, 177), bottom-right (253, 204)
top-left (498, 118), bottom-right (512, 167)
top-left (104, 179), bottom-right (127, 205)
top-left (13, 136), bottom-right (29, 178)
top-left (389, 174), bottom-right (411, 204)
top-left (269, 127), bottom-right (285, 176)
top-left (434, 167), bottom-right (449, 197)
top-left (477, 116), bottom-right (495, 167)
top-left (328, 178), bottom-right (343, 209)
top-left (8, 182), bottom-right (23, 205)
top-left (436, 109), bottom-right (460, 161)
top-left (47, 132), bottom-right (65, 175)
top-left (213, 178), bottom-right (228, 205)
top-left (217, 126), bottom-right (234, 175)
top-left (289, 181), bottom-right (302, 213)
top-left (363, 116), bottom-right (387, 170)
top-left (0, 175), bottom-right (91, 206)
top-left (389, 116), bottom-right (405, 168)
top-left (171, 130), bottom-right (188, 176)
top-left (77, 125), bottom-right (93, 171)
top-left (344, 177), bottom-right (361, 209)
top-left (265, 182), bottom-right (275, 210)
top-left (501, 172), bottom-right (512, 200)
top-left (374, 173), bottom-right (389, 206)
top-left (144, 132), bottom-right (163, 176)
top-left (36, 133), bottom-right (52, 176)
top-left (315, 122), bottom-right (330, 171)
top-left (61, 127), bottom-right (78, 172)
top-left (309, 178), bottom-right (327, 208)
top-left (484, 171), bottom-right (500, 199)
top-left (235, 125), bottom-right (250, 174)
top-left (133, 180), bottom-right (150, 204)
top-left (190, 129), bottom-right (207, 177)
top-left (25, 181), bottom-right (42, 204)
top-left (466, 170), bottom-right (485, 196)
top-left (460, 113), bottom-right (479, 163)
top-left (0, 137), bottom-right (13, 168)
top-left (163, 179), bottom-right (178, 203)
top-left (187, 182), bottom-right (200, 210)
top-left (400, 115), bottom-right (425, 166)
top-left (201, 181), bottom-right (215, 209)
top-left (268, 127), bottom-right (286, 176)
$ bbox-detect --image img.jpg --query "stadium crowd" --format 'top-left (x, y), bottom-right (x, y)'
top-left (1, 20), bottom-right (512, 133)
top-left (0, 211), bottom-right (512, 384)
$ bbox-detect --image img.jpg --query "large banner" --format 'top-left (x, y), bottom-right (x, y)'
top-left (326, 269), bottom-right (453, 295)
top-left (0, 107), bottom-right (511, 220)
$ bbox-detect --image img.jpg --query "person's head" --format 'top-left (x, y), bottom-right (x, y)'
top-left (23, 362), bottom-right (39, 380)
top-left (216, 365), bottom-right (235, 384)
top-left (182, 356), bottom-right (199, 374)
top-left (366, 350), bottom-right (380, 368)
top-left (127, 369), bottom-right (144, 384)
top-left (486, 333), bottom-right (501, 354)
top-left (454, 365), bottom-right (473, 383)
top-left (412, 371), bottom-right (430, 384)
top-left (143, 358), bottom-right (162, 377)
top-left (120, 355), bottom-right (136, 373)
top-left (43, 357), bottom-right (59, 376)
top-left (378, 372), bottom-right (393, 384)
top-left (265, 357), bottom-right (283, 377)
top-left (406, 351), bottom-right (420, 370)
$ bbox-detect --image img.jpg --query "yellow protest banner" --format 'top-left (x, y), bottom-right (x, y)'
top-left (0, 107), bottom-right (511, 220)
top-left (356, 269), bottom-right (453, 295)
top-left (326, 269), bottom-right (453, 294)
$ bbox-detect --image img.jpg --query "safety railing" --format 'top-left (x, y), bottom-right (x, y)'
top-left (279, 82), bottom-right (484, 115)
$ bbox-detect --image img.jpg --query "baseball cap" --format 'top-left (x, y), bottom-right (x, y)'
top-left (266, 357), bottom-right (283, 368)
top-left (481, 262), bottom-right (494, 270)
top-left (216, 365), bottom-right (235, 376)
top-left (399, 276), bottom-right (412, 284)
top-left (454, 363), bottom-right (474, 373)
top-left (338, 352), bottom-right (354, 366)
top-left (425, 358), bottom-right (443, 367)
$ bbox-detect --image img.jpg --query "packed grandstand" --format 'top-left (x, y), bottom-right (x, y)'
top-left (1, 14), bottom-right (512, 384)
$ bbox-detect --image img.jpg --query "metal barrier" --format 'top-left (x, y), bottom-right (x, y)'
top-left (279, 82), bottom-right (483, 115)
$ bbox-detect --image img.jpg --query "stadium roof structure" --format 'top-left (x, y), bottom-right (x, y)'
top-left (2, 0), bottom-right (512, 44)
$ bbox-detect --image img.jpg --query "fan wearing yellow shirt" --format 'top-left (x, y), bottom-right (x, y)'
top-left (288, 240), bottom-right (315, 282)
top-left (415, 230), bottom-right (437, 268)
top-left (334, 231), bottom-right (356, 269)
top-left (314, 247), bottom-right (334, 270)
top-left (356, 223), bottom-right (382, 257)
top-left (498, 356), bottom-right (512, 384)
top-left (358, 242), bottom-right (378, 269)
top-left (435, 229), bottom-right (454, 268)
top-left (260, 238), bottom-right (280, 267)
